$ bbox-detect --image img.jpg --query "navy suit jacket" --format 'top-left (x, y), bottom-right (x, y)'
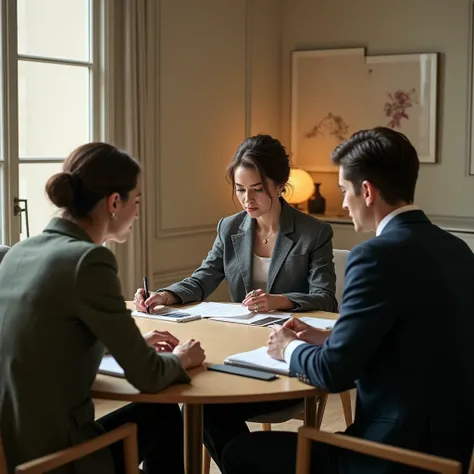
top-left (291, 210), bottom-right (474, 473)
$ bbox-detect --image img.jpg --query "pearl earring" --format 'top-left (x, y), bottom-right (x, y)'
top-left (111, 212), bottom-right (117, 220)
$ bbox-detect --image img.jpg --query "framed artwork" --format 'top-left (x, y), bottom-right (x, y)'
top-left (291, 48), bottom-right (438, 172)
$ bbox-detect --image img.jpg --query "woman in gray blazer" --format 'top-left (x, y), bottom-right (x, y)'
top-left (0, 143), bottom-right (205, 474)
top-left (134, 136), bottom-right (336, 313)
top-left (134, 134), bottom-right (337, 469)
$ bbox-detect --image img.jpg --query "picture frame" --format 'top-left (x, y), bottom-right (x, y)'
top-left (290, 48), bottom-right (439, 172)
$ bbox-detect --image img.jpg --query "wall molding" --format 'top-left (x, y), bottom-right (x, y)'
top-left (156, 224), bottom-right (216, 239)
top-left (153, 266), bottom-right (195, 289)
top-left (327, 213), bottom-right (474, 234)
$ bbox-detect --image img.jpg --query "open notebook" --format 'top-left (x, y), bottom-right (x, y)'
top-left (224, 346), bottom-right (290, 376)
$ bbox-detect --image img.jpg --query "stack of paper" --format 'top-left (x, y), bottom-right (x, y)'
top-left (224, 346), bottom-right (290, 375)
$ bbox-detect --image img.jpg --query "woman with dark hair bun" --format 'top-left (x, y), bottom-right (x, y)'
top-left (0, 142), bottom-right (205, 474)
top-left (134, 134), bottom-right (337, 470)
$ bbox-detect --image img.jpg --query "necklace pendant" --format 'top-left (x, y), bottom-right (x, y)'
top-left (263, 238), bottom-right (268, 244)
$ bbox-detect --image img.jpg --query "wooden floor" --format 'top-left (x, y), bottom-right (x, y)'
top-left (94, 390), bottom-right (356, 474)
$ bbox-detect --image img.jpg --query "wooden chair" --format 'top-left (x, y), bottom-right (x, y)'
top-left (1, 423), bottom-right (139, 474)
top-left (296, 427), bottom-right (465, 474)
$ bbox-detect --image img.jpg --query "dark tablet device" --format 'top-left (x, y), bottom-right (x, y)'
top-left (207, 364), bottom-right (279, 381)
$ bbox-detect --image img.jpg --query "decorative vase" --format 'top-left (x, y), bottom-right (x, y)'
top-left (308, 183), bottom-right (326, 214)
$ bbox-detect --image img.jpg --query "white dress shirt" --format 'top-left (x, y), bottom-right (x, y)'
top-left (376, 204), bottom-right (419, 236)
top-left (283, 204), bottom-right (420, 364)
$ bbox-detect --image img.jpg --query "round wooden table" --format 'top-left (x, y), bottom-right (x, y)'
top-left (92, 307), bottom-right (337, 474)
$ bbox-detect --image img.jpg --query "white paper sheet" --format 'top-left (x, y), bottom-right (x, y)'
top-left (98, 355), bottom-right (125, 377)
top-left (224, 346), bottom-right (290, 375)
top-left (183, 302), bottom-right (254, 318)
top-left (209, 313), bottom-right (290, 326)
top-left (131, 309), bottom-right (201, 322)
top-left (300, 317), bottom-right (336, 330)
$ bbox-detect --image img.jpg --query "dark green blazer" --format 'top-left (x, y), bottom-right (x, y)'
top-left (0, 218), bottom-right (190, 474)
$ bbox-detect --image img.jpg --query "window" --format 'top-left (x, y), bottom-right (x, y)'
top-left (0, 0), bottom-right (102, 242)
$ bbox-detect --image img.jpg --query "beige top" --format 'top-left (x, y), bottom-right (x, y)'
top-left (252, 254), bottom-right (271, 292)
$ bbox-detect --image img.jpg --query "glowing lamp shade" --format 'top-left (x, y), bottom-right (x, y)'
top-left (286, 168), bottom-right (314, 204)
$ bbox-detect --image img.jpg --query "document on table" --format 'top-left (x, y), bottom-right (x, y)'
top-left (98, 354), bottom-right (125, 378)
top-left (183, 302), bottom-right (291, 326)
top-left (224, 346), bottom-right (290, 375)
top-left (131, 307), bottom-right (201, 323)
top-left (209, 313), bottom-right (291, 326)
top-left (299, 316), bottom-right (336, 330)
top-left (184, 302), bottom-right (254, 318)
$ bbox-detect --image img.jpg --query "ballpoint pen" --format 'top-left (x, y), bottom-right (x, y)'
top-left (143, 276), bottom-right (150, 314)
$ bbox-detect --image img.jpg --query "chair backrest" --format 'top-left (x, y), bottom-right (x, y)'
top-left (0, 245), bottom-right (9, 265)
top-left (296, 427), bottom-right (462, 474)
top-left (333, 249), bottom-right (349, 305)
top-left (14, 423), bottom-right (139, 474)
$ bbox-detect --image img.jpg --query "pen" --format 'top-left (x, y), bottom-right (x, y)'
top-left (143, 276), bottom-right (150, 314)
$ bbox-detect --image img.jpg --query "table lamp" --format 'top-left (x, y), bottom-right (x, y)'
top-left (286, 168), bottom-right (314, 209)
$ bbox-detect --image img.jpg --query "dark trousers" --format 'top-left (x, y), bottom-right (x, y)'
top-left (98, 402), bottom-right (184, 474)
top-left (221, 430), bottom-right (338, 474)
top-left (203, 399), bottom-right (303, 470)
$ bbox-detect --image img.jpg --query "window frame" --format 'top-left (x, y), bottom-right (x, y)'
top-left (0, 0), bottom-right (105, 244)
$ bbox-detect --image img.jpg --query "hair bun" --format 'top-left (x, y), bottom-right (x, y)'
top-left (45, 172), bottom-right (76, 209)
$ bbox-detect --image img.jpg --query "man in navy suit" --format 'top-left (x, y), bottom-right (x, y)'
top-left (221, 127), bottom-right (474, 474)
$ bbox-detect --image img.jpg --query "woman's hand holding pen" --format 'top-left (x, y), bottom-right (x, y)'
top-left (242, 289), bottom-right (294, 312)
top-left (133, 289), bottom-right (179, 312)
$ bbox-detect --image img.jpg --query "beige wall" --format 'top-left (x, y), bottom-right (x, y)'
top-left (281, 0), bottom-right (474, 219)
top-left (153, 0), bottom-right (281, 299)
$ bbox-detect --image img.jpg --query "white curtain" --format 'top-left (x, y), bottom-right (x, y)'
top-left (106, 0), bottom-right (158, 298)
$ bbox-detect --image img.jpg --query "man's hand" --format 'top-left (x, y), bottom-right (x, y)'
top-left (283, 318), bottom-right (332, 346)
top-left (267, 324), bottom-right (298, 361)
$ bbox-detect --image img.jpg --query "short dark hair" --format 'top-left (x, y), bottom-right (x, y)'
top-left (45, 142), bottom-right (140, 218)
top-left (227, 134), bottom-right (290, 199)
top-left (331, 127), bottom-right (419, 205)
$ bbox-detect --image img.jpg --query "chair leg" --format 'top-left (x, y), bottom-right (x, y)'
top-left (202, 445), bottom-right (211, 474)
top-left (261, 423), bottom-right (272, 431)
top-left (316, 393), bottom-right (328, 429)
top-left (339, 391), bottom-right (353, 427)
